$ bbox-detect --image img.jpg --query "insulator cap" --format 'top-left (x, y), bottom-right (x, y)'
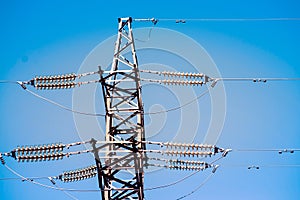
top-left (15, 143), bottom-right (64, 156)
top-left (168, 165), bottom-right (208, 171)
top-left (0, 153), bottom-right (5, 165)
top-left (169, 159), bottom-right (206, 166)
top-left (165, 143), bottom-right (216, 151)
top-left (161, 71), bottom-right (204, 79)
top-left (164, 150), bottom-right (215, 157)
top-left (161, 79), bottom-right (204, 86)
top-left (34, 73), bottom-right (76, 83)
top-left (60, 165), bottom-right (97, 182)
top-left (16, 152), bottom-right (64, 162)
top-left (35, 82), bottom-right (76, 90)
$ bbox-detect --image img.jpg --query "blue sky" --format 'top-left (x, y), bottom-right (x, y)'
top-left (1, 1), bottom-right (300, 199)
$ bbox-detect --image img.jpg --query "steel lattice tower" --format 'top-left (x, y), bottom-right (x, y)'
top-left (97, 17), bottom-right (146, 200)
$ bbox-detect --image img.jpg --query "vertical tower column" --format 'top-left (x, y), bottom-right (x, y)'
top-left (98, 17), bottom-right (146, 200)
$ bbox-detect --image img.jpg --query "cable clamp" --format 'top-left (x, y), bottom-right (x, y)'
top-left (16, 81), bottom-right (27, 90)
top-left (0, 153), bottom-right (5, 165)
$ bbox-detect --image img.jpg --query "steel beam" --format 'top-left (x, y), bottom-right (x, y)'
top-left (96, 17), bottom-right (146, 200)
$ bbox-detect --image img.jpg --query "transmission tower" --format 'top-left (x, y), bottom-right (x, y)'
top-left (96, 17), bottom-right (146, 200)
top-left (2, 15), bottom-right (299, 200)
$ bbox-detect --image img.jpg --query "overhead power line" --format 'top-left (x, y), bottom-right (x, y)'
top-left (2, 16), bottom-right (300, 199)
top-left (234, 148), bottom-right (300, 154)
top-left (133, 17), bottom-right (300, 25)
top-left (222, 164), bottom-right (300, 168)
top-left (175, 173), bottom-right (214, 200)
top-left (2, 163), bottom-right (99, 192)
top-left (0, 177), bottom-right (50, 181)
top-left (0, 156), bottom-right (221, 192)
top-left (2, 162), bottom-right (299, 197)
top-left (0, 79), bottom-right (211, 117)
top-left (216, 77), bottom-right (300, 82)
top-left (24, 88), bottom-right (106, 117)
top-left (0, 138), bottom-right (227, 196)
top-left (1, 68), bottom-right (300, 118)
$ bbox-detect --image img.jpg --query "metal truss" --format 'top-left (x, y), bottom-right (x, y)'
top-left (96, 17), bottom-right (146, 200)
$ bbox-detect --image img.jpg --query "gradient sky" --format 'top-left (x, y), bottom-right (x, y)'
top-left (1, 1), bottom-right (300, 200)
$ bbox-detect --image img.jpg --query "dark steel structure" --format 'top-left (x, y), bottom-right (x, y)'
top-left (97, 17), bottom-right (146, 200)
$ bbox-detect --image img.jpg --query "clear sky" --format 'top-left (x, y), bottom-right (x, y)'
top-left (1, 0), bottom-right (300, 200)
